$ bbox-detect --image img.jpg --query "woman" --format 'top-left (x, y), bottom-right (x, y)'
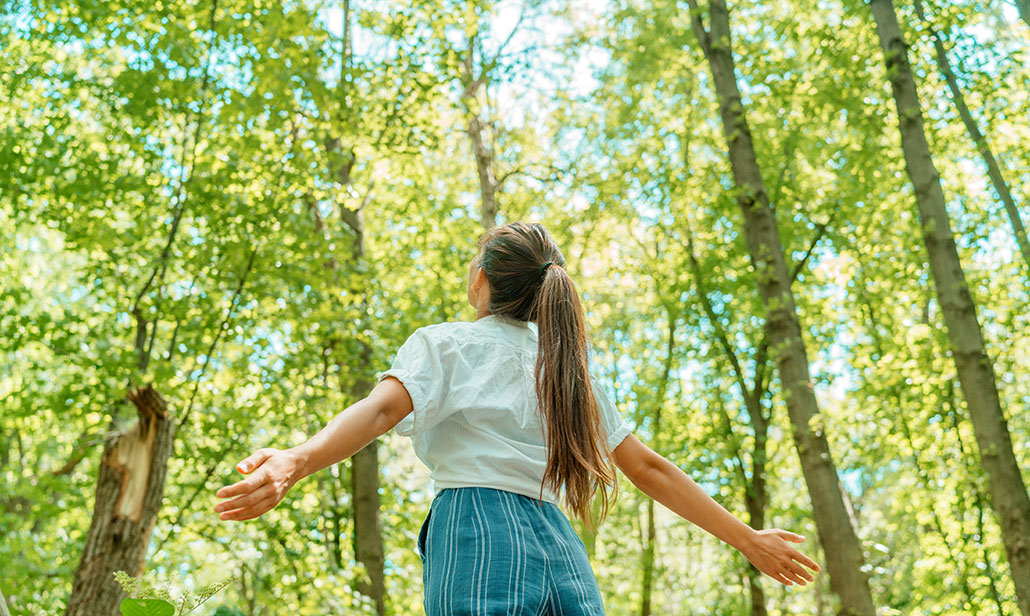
top-left (214, 222), bottom-right (819, 614)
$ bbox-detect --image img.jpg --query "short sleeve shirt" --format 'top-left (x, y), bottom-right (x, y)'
top-left (376, 314), bottom-right (633, 504)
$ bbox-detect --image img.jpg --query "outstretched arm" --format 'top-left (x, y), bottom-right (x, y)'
top-left (612, 434), bottom-right (820, 586)
top-left (214, 376), bottom-right (413, 521)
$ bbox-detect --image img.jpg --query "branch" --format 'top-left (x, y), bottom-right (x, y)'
top-left (752, 332), bottom-right (771, 406)
top-left (129, 0), bottom-right (221, 370)
top-left (712, 389), bottom-right (750, 489)
top-left (684, 0), bottom-right (712, 57)
top-left (682, 223), bottom-right (751, 401)
top-left (789, 220), bottom-right (830, 284)
top-left (176, 244), bottom-right (259, 431)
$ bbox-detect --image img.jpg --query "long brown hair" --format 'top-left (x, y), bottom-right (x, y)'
top-left (477, 222), bottom-right (618, 527)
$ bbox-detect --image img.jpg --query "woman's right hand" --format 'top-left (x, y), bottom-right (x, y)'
top-left (740, 529), bottom-right (821, 586)
top-left (214, 448), bottom-right (304, 522)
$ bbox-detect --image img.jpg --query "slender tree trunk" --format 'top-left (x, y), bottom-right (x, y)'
top-left (869, 1), bottom-right (1030, 612)
top-left (326, 3), bottom-right (385, 609)
top-left (1, 585), bottom-right (11, 616)
top-left (351, 440), bottom-right (385, 614)
top-left (639, 312), bottom-right (676, 616)
top-left (743, 394), bottom-right (770, 616)
top-left (324, 142), bottom-right (386, 614)
top-left (857, 286), bottom-right (981, 611)
top-left (461, 35), bottom-right (499, 230)
top-left (684, 188), bottom-right (772, 616)
top-left (66, 386), bottom-right (175, 616)
top-left (349, 336), bottom-right (385, 615)
top-left (641, 499), bottom-right (656, 616)
top-left (684, 1), bottom-right (877, 613)
top-left (468, 110), bottom-right (499, 230)
top-left (913, 0), bottom-right (1030, 273)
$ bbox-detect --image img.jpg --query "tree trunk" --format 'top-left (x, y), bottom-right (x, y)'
top-left (639, 312), bottom-right (676, 616)
top-left (326, 3), bottom-right (386, 607)
top-left (325, 166), bottom-right (386, 615)
top-left (1, 586), bottom-right (11, 616)
top-left (352, 440), bottom-right (385, 615)
top-left (743, 394), bottom-right (769, 616)
top-left (66, 385), bottom-right (175, 616)
top-left (462, 36), bottom-right (499, 230)
top-left (869, 1), bottom-right (1030, 612)
top-left (913, 0), bottom-right (1030, 274)
top-left (685, 210), bottom-right (772, 616)
top-left (640, 499), bottom-right (656, 616)
top-left (685, 1), bottom-right (877, 613)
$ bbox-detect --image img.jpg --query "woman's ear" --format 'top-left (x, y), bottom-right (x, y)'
top-left (472, 265), bottom-right (486, 291)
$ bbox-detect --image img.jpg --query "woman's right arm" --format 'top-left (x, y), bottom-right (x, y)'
top-left (612, 434), bottom-right (820, 586)
top-left (213, 376), bottom-right (414, 521)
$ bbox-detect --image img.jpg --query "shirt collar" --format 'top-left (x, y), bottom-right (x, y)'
top-left (478, 313), bottom-right (531, 329)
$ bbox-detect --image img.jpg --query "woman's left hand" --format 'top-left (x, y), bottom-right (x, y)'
top-left (740, 529), bottom-right (821, 586)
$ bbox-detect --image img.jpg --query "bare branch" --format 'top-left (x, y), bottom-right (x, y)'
top-left (789, 219), bottom-right (831, 284)
top-left (176, 244), bottom-right (259, 431)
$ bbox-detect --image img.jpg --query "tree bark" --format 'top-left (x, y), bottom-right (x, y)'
top-left (869, 1), bottom-right (1030, 612)
top-left (685, 1), bottom-right (877, 613)
top-left (66, 386), bottom-right (175, 616)
top-left (913, 0), bottom-right (1030, 274)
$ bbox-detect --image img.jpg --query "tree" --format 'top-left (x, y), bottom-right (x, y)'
top-left (683, 0), bottom-right (878, 612)
top-left (868, 0), bottom-right (1030, 611)
top-left (912, 0), bottom-right (1030, 274)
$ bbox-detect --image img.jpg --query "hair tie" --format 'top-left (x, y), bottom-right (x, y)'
top-left (539, 261), bottom-right (554, 278)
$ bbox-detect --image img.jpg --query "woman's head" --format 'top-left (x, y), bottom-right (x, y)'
top-left (469, 222), bottom-right (565, 321)
top-left (469, 222), bottom-right (618, 527)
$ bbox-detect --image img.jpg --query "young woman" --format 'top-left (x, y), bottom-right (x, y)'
top-left (214, 222), bottom-right (820, 614)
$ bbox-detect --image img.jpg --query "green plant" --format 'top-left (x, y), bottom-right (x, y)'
top-left (113, 571), bottom-right (235, 616)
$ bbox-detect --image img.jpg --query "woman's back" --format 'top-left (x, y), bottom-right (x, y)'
top-left (378, 314), bottom-right (631, 505)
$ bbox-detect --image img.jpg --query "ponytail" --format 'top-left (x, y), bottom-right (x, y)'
top-left (478, 222), bottom-right (618, 527)
top-left (535, 265), bottom-right (618, 527)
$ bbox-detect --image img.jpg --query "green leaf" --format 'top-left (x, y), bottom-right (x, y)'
top-left (119, 598), bottom-right (176, 616)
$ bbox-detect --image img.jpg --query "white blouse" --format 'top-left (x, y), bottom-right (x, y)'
top-left (376, 314), bottom-right (633, 505)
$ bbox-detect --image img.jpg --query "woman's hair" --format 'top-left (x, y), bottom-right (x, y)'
top-left (477, 222), bottom-right (618, 527)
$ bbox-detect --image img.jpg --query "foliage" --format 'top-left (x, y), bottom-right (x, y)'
top-left (0, 0), bottom-right (1027, 614)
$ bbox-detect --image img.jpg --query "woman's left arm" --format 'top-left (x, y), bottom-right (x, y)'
top-left (214, 376), bottom-right (413, 521)
top-left (613, 434), bottom-right (821, 586)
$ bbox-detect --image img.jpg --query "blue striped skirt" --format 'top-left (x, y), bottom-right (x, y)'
top-left (418, 486), bottom-right (607, 615)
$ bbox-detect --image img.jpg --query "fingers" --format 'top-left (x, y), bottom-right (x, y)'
top-left (214, 483), bottom-right (273, 517)
top-left (785, 560), bottom-right (814, 584)
top-left (236, 448), bottom-right (277, 474)
top-left (219, 494), bottom-right (279, 521)
top-left (777, 530), bottom-right (805, 543)
top-left (769, 563), bottom-right (807, 586)
top-left (215, 473), bottom-right (262, 499)
top-left (770, 571), bottom-right (793, 586)
top-left (790, 549), bottom-right (821, 572)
